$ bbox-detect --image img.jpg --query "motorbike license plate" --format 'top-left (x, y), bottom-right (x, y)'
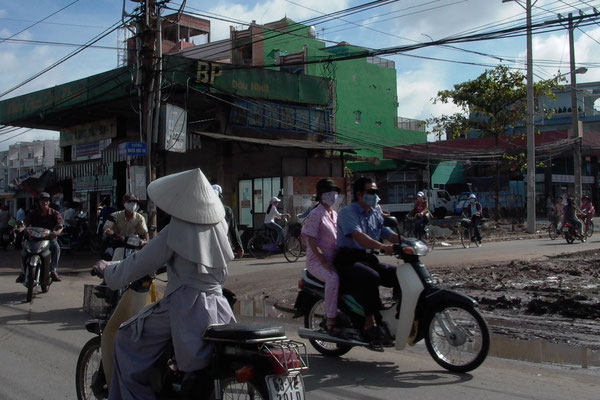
top-left (266, 373), bottom-right (305, 400)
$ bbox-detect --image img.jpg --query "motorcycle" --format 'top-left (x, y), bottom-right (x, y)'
top-left (0, 226), bottom-right (14, 250)
top-left (21, 227), bottom-right (54, 302)
top-left (294, 216), bottom-right (490, 373)
top-left (59, 210), bottom-right (104, 254)
top-left (562, 221), bottom-right (586, 244)
top-left (76, 236), bottom-right (308, 400)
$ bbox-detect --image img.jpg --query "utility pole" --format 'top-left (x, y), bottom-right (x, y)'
top-left (566, 13), bottom-right (583, 204)
top-left (503, 0), bottom-right (536, 233)
top-left (137, 0), bottom-right (161, 234)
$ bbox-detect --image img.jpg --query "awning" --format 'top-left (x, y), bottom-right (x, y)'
top-left (54, 161), bottom-right (109, 180)
top-left (192, 131), bottom-right (359, 152)
top-left (0, 192), bottom-right (15, 199)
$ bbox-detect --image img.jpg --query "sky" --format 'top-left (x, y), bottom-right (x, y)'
top-left (1, 0), bottom-right (600, 150)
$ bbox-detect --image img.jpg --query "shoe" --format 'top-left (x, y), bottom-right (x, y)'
top-left (15, 273), bottom-right (24, 283)
top-left (50, 271), bottom-right (62, 282)
top-left (363, 326), bottom-right (385, 345)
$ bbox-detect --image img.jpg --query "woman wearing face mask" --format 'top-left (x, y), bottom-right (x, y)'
top-left (301, 178), bottom-right (342, 334)
top-left (103, 193), bottom-right (149, 241)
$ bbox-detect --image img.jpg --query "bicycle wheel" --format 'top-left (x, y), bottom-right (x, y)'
top-left (586, 220), bottom-right (594, 238)
top-left (283, 236), bottom-right (302, 262)
top-left (460, 228), bottom-right (470, 249)
top-left (548, 223), bottom-right (557, 240)
top-left (424, 227), bottom-right (435, 251)
top-left (247, 233), bottom-right (272, 259)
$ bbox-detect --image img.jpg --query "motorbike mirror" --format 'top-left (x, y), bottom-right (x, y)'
top-left (383, 216), bottom-right (399, 228)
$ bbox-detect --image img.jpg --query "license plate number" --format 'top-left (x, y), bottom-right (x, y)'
top-left (266, 373), bottom-right (304, 400)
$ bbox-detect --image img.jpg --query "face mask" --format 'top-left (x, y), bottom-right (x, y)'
top-left (363, 194), bottom-right (380, 208)
top-left (320, 191), bottom-right (338, 207)
top-left (124, 202), bottom-right (139, 213)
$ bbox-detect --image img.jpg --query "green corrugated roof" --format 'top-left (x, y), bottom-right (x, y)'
top-left (431, 161), bottom-right (465, 185)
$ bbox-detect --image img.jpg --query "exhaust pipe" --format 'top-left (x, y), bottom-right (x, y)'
top-left (298, 328), bottom-right (368, 347)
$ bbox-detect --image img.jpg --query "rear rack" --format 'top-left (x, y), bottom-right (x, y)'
top-left (261, 340), bottom-right (309, 373)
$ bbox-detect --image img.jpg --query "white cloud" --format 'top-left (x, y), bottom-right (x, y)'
top-left (201, 0), bottom-right (350, 41)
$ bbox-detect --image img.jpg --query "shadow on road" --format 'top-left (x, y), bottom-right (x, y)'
top-left (303, 354), bottom-right (472, 391)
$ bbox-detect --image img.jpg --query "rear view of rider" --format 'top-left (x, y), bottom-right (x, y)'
top-left (462, 194), bottom-right (482, 245)
top-left (409, 191), bottom-right (429, 240)
top-left (580, 195), bottom-right (595, 233)
top-left (563, 197), bottom-right (583, 236)
top-left (263, 196), bottom-right (290, 247)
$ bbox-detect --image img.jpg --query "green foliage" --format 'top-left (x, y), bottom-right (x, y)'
top-left (428, 65), bottom-right (564, 140)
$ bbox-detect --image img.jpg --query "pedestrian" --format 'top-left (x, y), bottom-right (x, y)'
top-left (212, 184), bottom-right (244, 258)
top-left (91, 168), bottom-right (236, 399)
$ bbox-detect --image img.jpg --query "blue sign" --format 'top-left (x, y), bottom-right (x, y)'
top-left (118, 142), bottom-right (147, 158)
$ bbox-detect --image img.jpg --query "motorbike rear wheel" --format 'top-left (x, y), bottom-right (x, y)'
top-left (76, 336), bottom-right (106, 400)
top-left (304, 299), bottom-right (352, 357)
top-left (425, 304), bottom-right (489, 373)
top-left (26, 265), bottom-right (35, 303)
top-left (210, 377), bottom-right (269, 400)
top-left (565, 232), bottom-right (574, 244)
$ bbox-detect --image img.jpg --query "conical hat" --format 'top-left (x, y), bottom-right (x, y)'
top-left (147, 168), bottom-right (225, 224)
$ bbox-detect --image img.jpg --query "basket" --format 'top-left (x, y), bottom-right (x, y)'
top-left (82, 284), bottom-right (113, 319)
top-left (288, 222), bottom-right (302, 238)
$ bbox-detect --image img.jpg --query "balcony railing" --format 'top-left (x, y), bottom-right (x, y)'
top-left (397, 117), bottom-right (426, 132)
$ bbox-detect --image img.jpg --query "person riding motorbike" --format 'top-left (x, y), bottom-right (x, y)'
top-left (563, 197), bottom-right (583, 237)
top-left (16, 192), bottom-right (64, 282)
top-left (91, 168), bottom-right (236, 400)
top-left (263, 196), bottom-right (290, 247)
top-left (580, 195), bottom-right (595, 234)
top-left (301, 178), bottom-right (341, 335)
top-left (335, 177), bottom-right (400, 345)
top-left (212, 184), bottom-right (244, 259)
top-left (103, 194), bottom-right (148, 258)
top-left (462, 194), bottom-right (483, 245)
top-left (409, 191), bottom-right (430, 240)
top-left (0, 204), bottom-right (10, 231)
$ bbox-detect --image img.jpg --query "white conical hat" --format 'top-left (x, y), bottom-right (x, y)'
top-left (147, 168), bottom-right (225, 224)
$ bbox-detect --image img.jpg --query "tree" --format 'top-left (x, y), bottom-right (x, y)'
top-left (428, 65), bottom-right (564, 219)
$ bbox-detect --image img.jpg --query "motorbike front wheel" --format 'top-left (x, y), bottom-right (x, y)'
top-left (76, 336), bottom-right (106, 400)
top-left (210, 377), bottom-right (269, 400)
top-left (305, 299), bottom-right (352, 357)
top-left (425, 304), bottom-right (490, 373)
top-left (26, 264), bottom-right (35, 303)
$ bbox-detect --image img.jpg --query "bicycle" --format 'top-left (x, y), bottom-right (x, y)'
top-left (403, 214), bottom-right (435, 251)
top-left (283, 221), bottom-right (304, 262)
top-left (459, 218), bottom-right (481, 248)
top-left (578, 212), bottom-right (595, 238)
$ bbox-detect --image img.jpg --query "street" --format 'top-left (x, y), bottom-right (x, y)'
top-left (0, 236), bottom-right (599, 399)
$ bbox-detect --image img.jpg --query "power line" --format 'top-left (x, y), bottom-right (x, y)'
top-left (0, 0), bottom-right (80, 45)
top-left (0, 37), bottom-right (119, 50)
top-left (0, 17), bottom-right (108, 30)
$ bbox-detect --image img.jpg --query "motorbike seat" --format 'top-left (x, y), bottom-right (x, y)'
top-left (302, 269), bottom-right (325, 288)
top-left (305, 270), bottom-right (325, 285)
top-left (204, 323), bottom-right (286, 342)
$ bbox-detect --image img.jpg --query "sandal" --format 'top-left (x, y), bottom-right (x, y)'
top-left (326, 324), bottom-right (343, 336)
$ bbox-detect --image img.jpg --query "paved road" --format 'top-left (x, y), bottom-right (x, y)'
top-left (0, 236), bottom-right (598, 399)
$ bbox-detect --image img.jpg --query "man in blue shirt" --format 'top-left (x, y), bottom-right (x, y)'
top-left (335, 177), bottom-right (400, 344)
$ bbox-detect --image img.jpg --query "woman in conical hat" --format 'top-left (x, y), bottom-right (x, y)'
top-left (92, 168), bottom-right (236, 400)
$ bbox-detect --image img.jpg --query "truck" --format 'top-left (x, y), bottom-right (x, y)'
top-left (380, 189), bottom-right (454, 219)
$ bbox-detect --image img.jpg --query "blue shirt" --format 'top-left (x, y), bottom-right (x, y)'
top-left (337, 202), bottom-right (394, 249)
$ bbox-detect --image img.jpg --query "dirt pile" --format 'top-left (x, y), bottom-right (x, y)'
top-left (430, 249), bottom-right (600, 349)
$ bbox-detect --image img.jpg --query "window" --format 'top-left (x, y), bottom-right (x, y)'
top-left (354, 110), bottom-right (361, 124)
top-left (388, 183), bottom-right (417, 204)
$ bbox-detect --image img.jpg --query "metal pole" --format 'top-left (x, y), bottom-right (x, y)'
top-left (525, 0), bottom-right (536, 233)
top-left (568, 13), bottom-right (582, 204)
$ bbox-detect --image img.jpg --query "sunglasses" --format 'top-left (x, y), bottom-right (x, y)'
top-left (364, 189), bottom-right (380, 195)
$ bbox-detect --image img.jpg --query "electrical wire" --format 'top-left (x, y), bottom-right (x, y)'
top-left (0, 0), bottom-right (80, 45)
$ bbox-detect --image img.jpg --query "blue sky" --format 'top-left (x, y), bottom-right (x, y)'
top-left (1, 0), bottom-right (600, 149)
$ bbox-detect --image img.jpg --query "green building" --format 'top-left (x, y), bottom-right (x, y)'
top-left (229, 18), bottom-right (427, 163)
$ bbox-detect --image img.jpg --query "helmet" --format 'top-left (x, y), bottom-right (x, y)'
top-left (211, 184), bottom-right (223, 198)
top-left (39, 192), bottom-right (51, 200)
top-left (581, 195), bottom-right (590, 201)
top-left (469, 194), bottom-right (476, 200)
top-left (416, 191), bottom-right (424, 198)
top-left (316, 178), bottom-right (341, 201)
top-left (0, 205), bottom-right (7, 211)
top-left (123, 193), bottom-right (139, 203)
top-left (271, 196), bottom-right (281, 203)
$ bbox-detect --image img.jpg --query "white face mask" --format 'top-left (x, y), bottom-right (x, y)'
top-left (320, 191), bottom-right (338, 207)
top-left (124, 202), bottom-right (139, 213)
